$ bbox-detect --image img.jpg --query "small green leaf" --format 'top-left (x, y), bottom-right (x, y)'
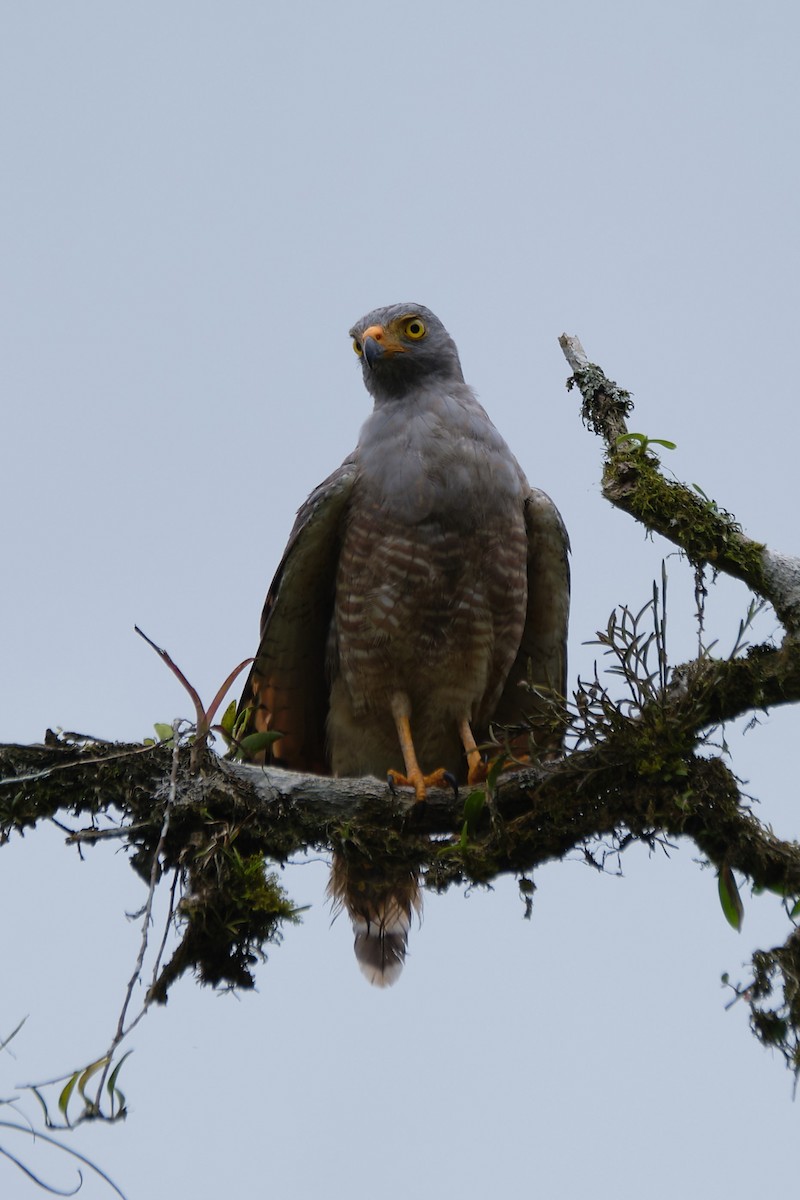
top-left (153, 722), bottom-right (174, 744)
top-left (435, 839), bottom-right (459, 859)
top-left (463, 789), bottom-right (485, 835)
top-left (718, 867), bottom-right (744, 931)
top-left (692, 482), bottom-right (719, 511)
top-left (753, 881), bottom-right (792, 899)
top-left (107, 1050), bottom-right (133, 1117)
top-left (790, 898), bottom-right (800, 919)
top-left (615, 431), bottom-right (675, 453)
top-left (78, 1057), bottom-right (108, 1102)
top-left (220, 700), bottom-right (238, 736)
top-left (486, 752), bottom-right (509, 792)
top-left (237, 730), bottom-right (283, 759)
top-left (58, 1071), bottom-right (80, 1120)
top-left (232, 706), bottom-right (252, 740)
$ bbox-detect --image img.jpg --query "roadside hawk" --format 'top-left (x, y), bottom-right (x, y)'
top-left (238, 303), bottom-right (570, 984)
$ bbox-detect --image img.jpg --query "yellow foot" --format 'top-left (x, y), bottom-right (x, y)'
top-left (388, 766), bottom-right (451, 802)
top-left (467, 757), bottom-right (488, 786)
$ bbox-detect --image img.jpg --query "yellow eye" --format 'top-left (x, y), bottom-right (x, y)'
top-left (352, 338), bottom-right (363, 356)
top-left (404, 318), bottom-right (426, 340)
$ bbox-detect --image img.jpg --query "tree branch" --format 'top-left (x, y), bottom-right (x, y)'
top-left (559, 334), bottom-right (800, 630)
top-left (1, 726), bottom-right (798, 904)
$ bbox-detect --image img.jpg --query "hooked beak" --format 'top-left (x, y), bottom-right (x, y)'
top-left (360, 323), bottom-right (407, 369)
top-left (363, 335), bottom-right (383, 368)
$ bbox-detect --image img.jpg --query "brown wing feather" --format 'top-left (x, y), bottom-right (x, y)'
top-left (236, 457), bottom-right (357, 769)
top-left (492, 488), bottom-right (570, 751)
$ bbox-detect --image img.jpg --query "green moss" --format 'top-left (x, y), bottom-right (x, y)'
top-left (567, 360), bottom-right (767, 590)
top-left (603, 447), bottom-right (767, 586)
top-left (150, 843), bottom-right (300, 1000)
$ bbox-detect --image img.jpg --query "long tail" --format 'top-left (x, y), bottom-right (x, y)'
top-left (328, 850), bottom-right (421, 987)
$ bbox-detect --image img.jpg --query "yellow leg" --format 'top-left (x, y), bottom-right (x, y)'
top-left (458, 717), bottom-right (487, 785)
top-left (388, 692), bottom-right (449, 801)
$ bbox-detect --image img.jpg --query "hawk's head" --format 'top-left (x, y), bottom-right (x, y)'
top-left (349, 303), bottom-right (465, 400)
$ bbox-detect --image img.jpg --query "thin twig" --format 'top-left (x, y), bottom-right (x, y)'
top-left (0, 1120), bottom-right (127, 1198)
top-left (66, 822), bottom-right (153, 845)
top-left (91, 719), bottom-right (181, 1109)
top-left (147, 867), bottom-right (180, 1001)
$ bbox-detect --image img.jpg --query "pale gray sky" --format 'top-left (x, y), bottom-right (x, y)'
top-left (1, 3), bottom-right (798, 1197)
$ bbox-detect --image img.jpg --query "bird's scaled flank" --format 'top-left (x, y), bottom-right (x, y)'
top-left (238, 302), bottom-right (570, 984)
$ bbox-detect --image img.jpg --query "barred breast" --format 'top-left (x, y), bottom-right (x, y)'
top-left (326, 487), bottom-right (528, 780)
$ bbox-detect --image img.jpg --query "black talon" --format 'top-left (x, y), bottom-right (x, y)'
top-left (387, 773), bottom-right (398, 796)
top-left (443, 771), bottom-right (459, 799)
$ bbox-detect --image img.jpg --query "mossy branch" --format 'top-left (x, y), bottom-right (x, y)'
top-left (1, 717), bottom-right (798, 945)
top-left (559, 334), bottom-right (800, 630)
